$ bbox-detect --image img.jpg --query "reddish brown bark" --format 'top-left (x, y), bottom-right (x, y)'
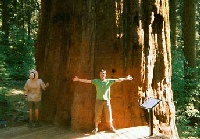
top-left (35, 0), bottom-right (179, 138)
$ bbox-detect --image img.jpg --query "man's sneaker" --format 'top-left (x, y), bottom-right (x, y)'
top-left (92, 128), bottom-right (98, 134)
top-left (109, 127), bottom-right (117, 133)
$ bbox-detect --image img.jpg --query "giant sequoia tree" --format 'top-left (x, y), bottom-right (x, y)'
top-left (35, 0), bottom-right (179, 138)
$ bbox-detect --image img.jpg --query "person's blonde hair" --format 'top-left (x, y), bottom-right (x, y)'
top-left (29, 69), bottom-right (38, 79)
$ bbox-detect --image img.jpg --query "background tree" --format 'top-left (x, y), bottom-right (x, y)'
top-left (182, 0), bottom-right (199, 126)
top-left (183, 0), bottom-right (197, 88)
top-left (1, 0), bottom-right (10, 44)
top-left (171, 0), bottom-right (200, 137)
top-left (169, 0), bottom-right (177, 50)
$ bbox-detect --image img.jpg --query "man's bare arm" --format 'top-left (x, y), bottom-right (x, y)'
top-left (108, 75), bottom-right (133, 82)
top-left (72, 76), bottom-right (92, 83)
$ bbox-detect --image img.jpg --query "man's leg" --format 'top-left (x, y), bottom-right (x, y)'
top-left (29, 109), bottom-right (33, 121)
top-left (105, 101), bottom-right (116, 132)
top-left (28, 101), bottom-right (33, 127)
top-left (34, 101), bottom-right (41, 127)
top-left (94, 121), bottom-right (99, 131)
top-left (35, 109), bottom-right (39, 121)
top-left (93, 100), bottom-right (104, 133)
top-left (28, 109), bottom-right (33, 127)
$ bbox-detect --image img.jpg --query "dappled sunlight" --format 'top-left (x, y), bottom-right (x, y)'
top-left (6, 89), bottom-right (25, 96)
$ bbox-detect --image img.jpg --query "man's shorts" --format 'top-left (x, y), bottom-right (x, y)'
top-left (94, 100), bottom-right (113, 123)
top-left (28, 101), bottom-right (41, 109)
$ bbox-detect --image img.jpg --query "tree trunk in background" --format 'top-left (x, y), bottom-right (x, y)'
top-left (182, 0), bottom-right (197, 85)
top-left (1, 0), bottom-right (10, 44)
top-left (169, 0), bottom-right (177, 50)
top-left (35, 0), bottom-right (179, 138)
top-left (182, 0), bottom-right (198, 125)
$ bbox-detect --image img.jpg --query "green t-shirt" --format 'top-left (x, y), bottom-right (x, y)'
top-left (92, 79), bottom-right (115, 100)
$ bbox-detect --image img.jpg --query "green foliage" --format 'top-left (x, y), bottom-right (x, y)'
top-left (0, 0), bottom-right (40, 82)
top-left (0, 47), bottom-right (8, 82)
top-left (0, 87), bottom-right (28, 123)
top-left (171, 50), bottom-right (185, 94)
top-left (0, 0), bottom-right (39, 125)
top-left (176, 113), bottom-right (200, 138)
top-left (171, 0), bottom-right (200, 137)
top-left (4, 25), bottom-right (35, 80)
top-left (0, 0), bottom-right (38, 124)
top-left (0, 31), bottom-right (9, 83)
top-left (172, 45), bottom-right (200, 138)
top-left (0, 87), bottom-right (9, 119)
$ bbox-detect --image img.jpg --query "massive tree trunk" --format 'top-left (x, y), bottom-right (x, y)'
top-left (35, 0), bottom-right (179, 138)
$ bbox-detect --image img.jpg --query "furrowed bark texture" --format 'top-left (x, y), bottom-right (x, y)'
top-left (35, 0), bottom-right (179, 138)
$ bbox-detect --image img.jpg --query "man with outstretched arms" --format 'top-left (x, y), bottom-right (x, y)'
top-left (73, 69), bottom-right (133, 134)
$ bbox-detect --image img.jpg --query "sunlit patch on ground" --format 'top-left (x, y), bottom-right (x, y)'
top-left (0, 125), bottom-right (171, 139)
top-left (6, 89), bottom-right (25, 96)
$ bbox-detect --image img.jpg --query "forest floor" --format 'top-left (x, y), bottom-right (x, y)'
top-left (0, 88), bottom-right (171, 139)
top-left (0, 87), bottom-right (198, 139)
top-left (0, 88), bottom-right (28, 127)
top-left (0, 124), bottom-right (172, 139)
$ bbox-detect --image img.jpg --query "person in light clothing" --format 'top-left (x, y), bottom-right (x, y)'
top-left (73, 69), bottom-right (133, 133)
top-left (24, 69), bottom-right (49, 127)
